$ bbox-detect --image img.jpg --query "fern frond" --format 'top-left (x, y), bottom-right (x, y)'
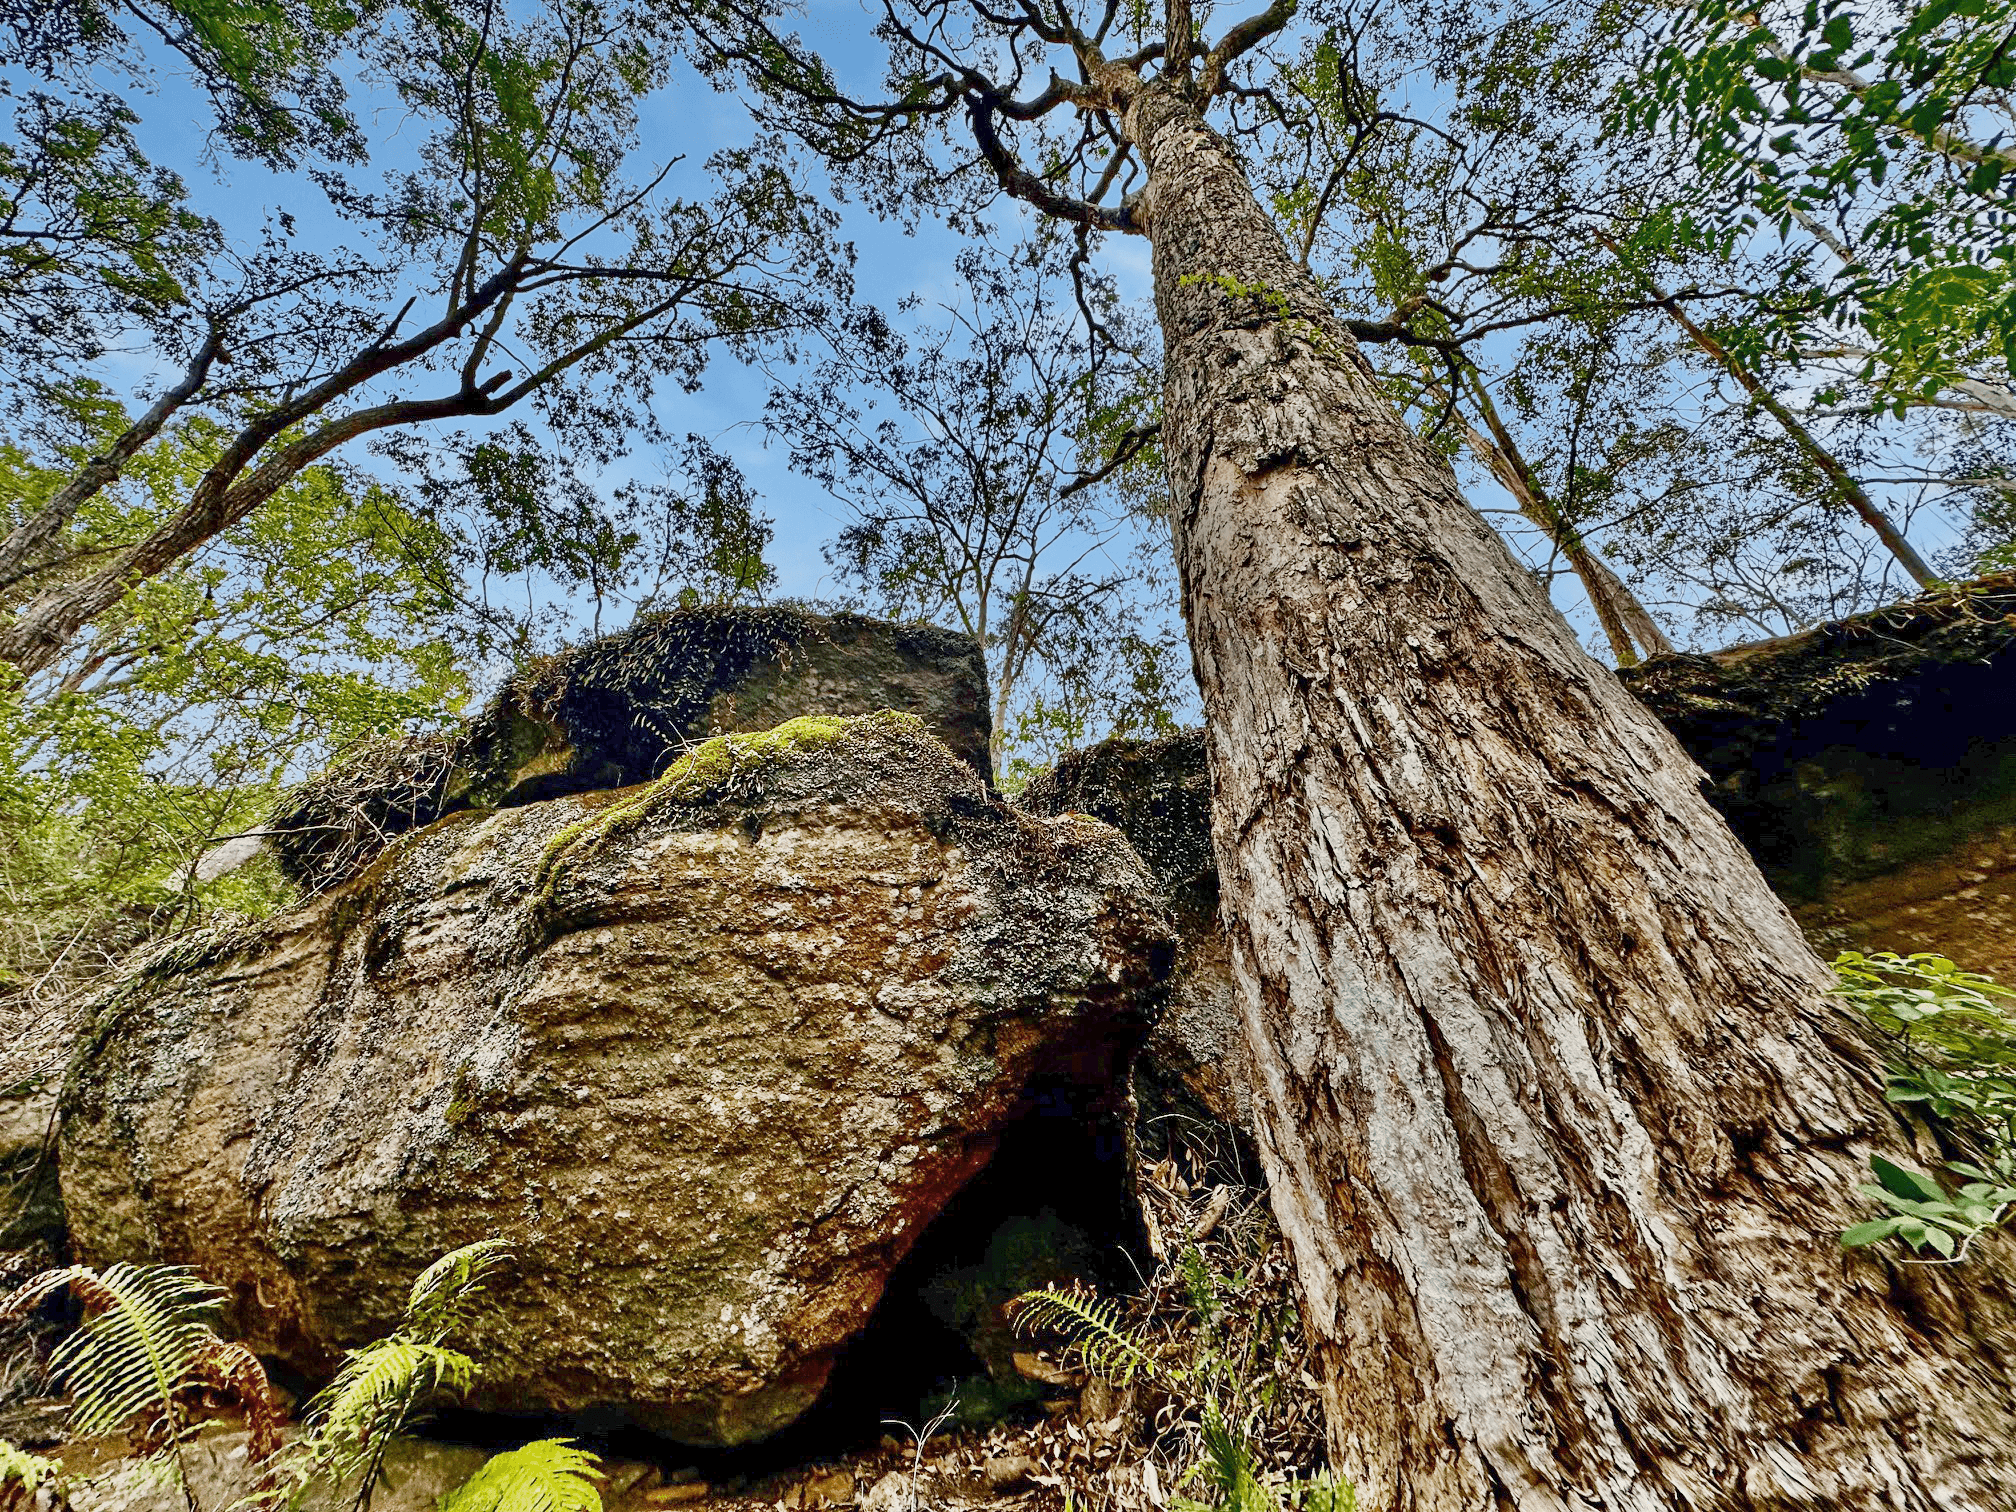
top-left (1189, 1398), bottom-right (1275, 1512)
top-left (17, 1263), bottom-right (227, 1441)
top-left (288, 1336), bottom-right (476, 1512)
top-left (438, 1441), bottom-right (602, 1512)
top-left (403, 1240), bottom-right (511, 1345)
top-left (1009, 1285), bottom-right (1157, 1383)
top-left (1, 1440), bottom-right (54, 1496)
top-left (1289, 1478), bottom-right (1355, 1512)
top-left (187, 1340), bottom-right (283, 1464)
top-left (306, 1338), bottom-right (475, 1462)
top-left (1179, 1247), bottom-right (1219, 1328)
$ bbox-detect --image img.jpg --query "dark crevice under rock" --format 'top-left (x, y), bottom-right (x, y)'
top-left (421, 1075), bottom-right (1148, 1468)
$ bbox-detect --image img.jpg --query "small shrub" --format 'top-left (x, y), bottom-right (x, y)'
top-left (1009, 1144), bottom-right (1343, 1512)
top-left (0, 1261), bottom-right (281, 1509)
top-left (1, 1440), bottom-right (53, 1511)
top-left (1833, 951), bottom-right (2016, 1261)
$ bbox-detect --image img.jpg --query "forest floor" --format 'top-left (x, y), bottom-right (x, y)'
top-left (3, 1138), bottom-right (1328, 1512)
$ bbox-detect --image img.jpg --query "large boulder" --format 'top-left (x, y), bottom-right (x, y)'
top-left (1, 1078), bottom-right (61, 1253)
top-left (264, 607), bottom-right (993, 892)
top-left (1017, 734), bottom-right (1252, 1141)
top-left (1622, 571), bottom-right (2016, 976)
top-left (60, 712), bottom-right (1171, 1446)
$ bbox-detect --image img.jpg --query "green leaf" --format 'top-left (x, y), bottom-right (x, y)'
top-left (1871, 1156), bottom-right (1948, 1204)
top-left (1841, 1218), bottom-right (1907, 1247)
top-left (439, 1441), bottom-right (603, 1512)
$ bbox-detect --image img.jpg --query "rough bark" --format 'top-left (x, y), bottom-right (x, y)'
top-left (1125, 82), bottom-right (2016, 1509)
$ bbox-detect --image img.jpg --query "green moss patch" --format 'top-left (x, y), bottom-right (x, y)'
top-left (534, 710), bottom-right (929, 907)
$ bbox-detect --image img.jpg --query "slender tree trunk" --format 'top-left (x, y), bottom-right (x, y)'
top-left (1609, 253), bottom-right (1939, 591)
top-left (1125, 83), bottom-right (2016, 1509)
top-left (1657, 297), bottom-right (1936, 589)
top-left (1459, 373), bottom-right (1675, 663)
top-left (0, 323), bottom-right (223, 596)
top-left (1425, 368), bottom-right (1674, 668)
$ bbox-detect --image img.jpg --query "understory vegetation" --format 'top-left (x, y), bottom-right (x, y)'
top-left (0, 1133), bottom-right (1334, 1512)
top-left (0, 1241), bottom-right (605, 1512)
top-left (1834, 951), bottom-right (2016, 1261)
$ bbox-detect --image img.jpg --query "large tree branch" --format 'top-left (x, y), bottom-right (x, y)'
top-left (1057, 422), bottom-right (1161, 496)
top-left (0, 318), bottom-right (227, 593)
top-left (967, 93), bottom-right (1141, 231)
top-left (1198, 0), bottom-right (1296, 98)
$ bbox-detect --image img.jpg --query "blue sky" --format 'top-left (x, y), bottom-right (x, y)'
top-left (118, 11), bottom-right (1026, 605)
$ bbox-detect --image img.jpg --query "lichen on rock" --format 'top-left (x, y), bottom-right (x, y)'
top-left (260, 608), bottom-right (993, 896)
top-left (1017, 733), bottom-right (1251, 1141)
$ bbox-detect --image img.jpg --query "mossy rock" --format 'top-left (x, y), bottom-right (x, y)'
top-left (1621, 571), bottom-right (2016, 901)
top-left (61, 711), bottom-right (1173, 1448)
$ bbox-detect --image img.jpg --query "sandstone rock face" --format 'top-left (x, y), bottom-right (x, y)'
top-left (265, 608), bottom-right (993, 892)
top-left (61, 714), bottom-right (1170, 1446)
top-left (1017, 734), bottom-right (1251, 1137)
top-left (1, 1080), bottom-right (61, 1251)
top-left (1622, 572), bottom-right (2016, 974)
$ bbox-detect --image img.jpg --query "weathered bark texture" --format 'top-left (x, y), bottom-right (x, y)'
top-left (1125, 84), bottom-right (2016, 1509)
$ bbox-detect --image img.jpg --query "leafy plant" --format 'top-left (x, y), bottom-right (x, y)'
top-left (0, 1240), bottom-right (596, 1512)
top-left (0, 1262), bottom-right (280, 1510)
top-left (1007, 1286), bottom-right (1157, 1385)
top-left (1833, 951), bottom-right (2016, 1260)
top-left (1, 1440), bottom-right (53, 1510)
top-left (436, 1440), bottom-right (602, 1512)
top-left (273, 1239), bottom-right (510, 1512)
top-left (1014, 1211), bottom-right (1345, 1512)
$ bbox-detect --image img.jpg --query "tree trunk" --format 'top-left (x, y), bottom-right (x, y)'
top-left (1124, 82), bottom-right (2016, 1509)
top-left (1455, 370), bottom-right (1675, 665)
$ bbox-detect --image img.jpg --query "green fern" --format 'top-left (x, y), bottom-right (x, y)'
top-left (0, 1263), bottom-right (278, 1512)
top-left (275, 1241), bottom-right (509, 1512)
top-left (1182, 1398), bottom-right (1272, 1512)
top-left (1291, 1479), bottom-right (1356, 1512)
top-left (403, 1239), bottom-right (511, 1345)
top-left (1009, 1285), bottom-right (1158, 1383)
top-left (1, 1440), bottom-right (54, 1504)
top-left (438, 1441), bottom-right (602, 1512)
top-left (1173, 1399), bottom-right (1353, 1512)
top-left (298, 1338), bottom-right (478, 1495)
top-left (3, 1264), bottom-right (226, 1441)
top-left (1179, 1246), bottom-right (1219, 1329)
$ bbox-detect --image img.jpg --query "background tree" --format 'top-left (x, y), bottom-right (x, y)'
top-left (1240, 0), bottom-right (2008, 650)
top-left (765, 238), bottom-right (1186, 779)
top-left (0, 400), bottom-right (775, 1068)
top-left (1628, 0), bottom-right (2016, 412)
top-left (699, 0), bottom-right (2016, 1502)
top-left (0, 0), bottom-right (838, 680)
